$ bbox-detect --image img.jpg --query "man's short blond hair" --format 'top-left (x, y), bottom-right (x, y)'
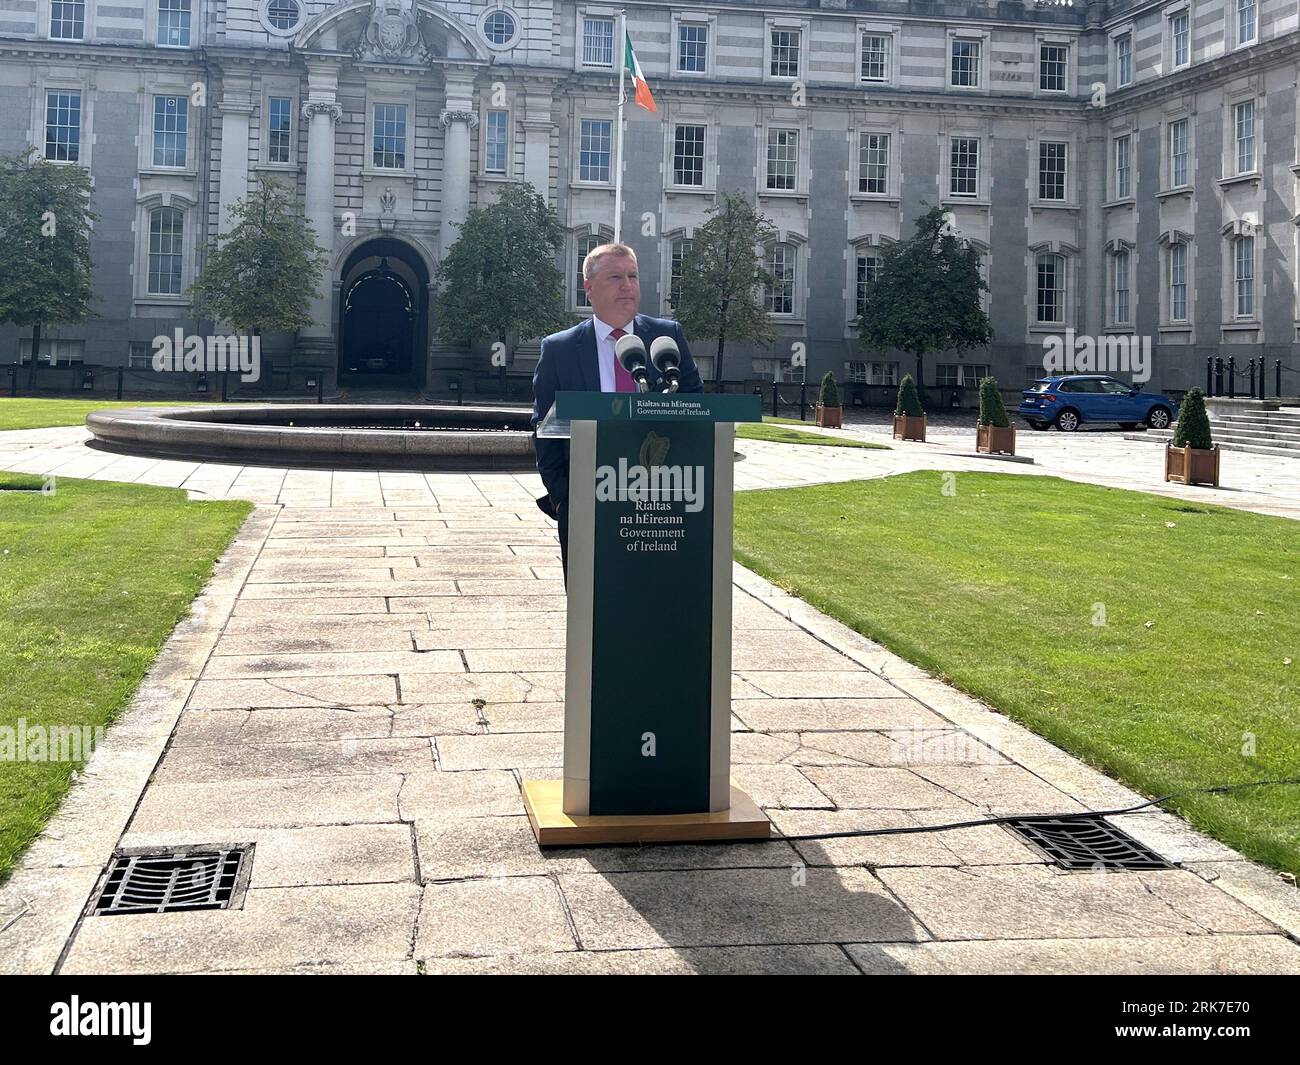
top-left (582, 242), bottom-right (638, 282)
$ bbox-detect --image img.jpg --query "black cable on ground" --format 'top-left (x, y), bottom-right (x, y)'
top-left (775, 775), bottom-right (1300, 843)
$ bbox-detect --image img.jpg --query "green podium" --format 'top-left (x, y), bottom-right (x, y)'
top-left (523, 391), bottom-right (772, 845)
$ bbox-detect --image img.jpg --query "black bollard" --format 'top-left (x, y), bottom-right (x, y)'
top-left (116, 366), bottom-right (124, 400)
top-left (1228, 357), bottom-right (1235, 398)
top-left (771, 380), bottom-right (779, 418)
top-left (1214, 357), bottom-right (1223, 396)
top-left (1249, 358), bottom-right (1256, 399)
top-left (1205, 356), bottom-right (1213, 396)
top-left (799, 380), bottom-right (807, 422)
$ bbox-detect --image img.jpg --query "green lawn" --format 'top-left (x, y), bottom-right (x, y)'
top-left (734, 472), bottom-right (1300, 873)
top-left (739, 422), bottom-right (888, 449)
top-left (0, 398), bottom-right (215, 431)
top-left (0, 472), bottom-right (251, 882)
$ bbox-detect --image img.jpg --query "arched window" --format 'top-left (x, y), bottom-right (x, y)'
top-left (668, 236), bottom-right (694, 311)
top-left (1168, 243), bottom-right (1188, 322)
top-left (1234, 235), bottom-right (1255, 318)
top-left (575, 233), bottom-right (602, 309)
top-left (764, 242), bottom-right (795, 315)
top-left (147, 207), bottom-right (184, 295)
top-left (1113, 249), bottom-right (1131, 324)
top-left (1035, 252), bottom-right (1065, 324)
top-left (854, 247), bottom-right (881, 318)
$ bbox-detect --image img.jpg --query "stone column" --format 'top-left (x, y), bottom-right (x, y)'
top-left (521, 91), bottom-right (555, 203)
top-left (299, 63), bottom-right (342, 363)
top-left (438, 108), bottom-right (478, 260)
top-left (215, 81), bottom-right (253, 233)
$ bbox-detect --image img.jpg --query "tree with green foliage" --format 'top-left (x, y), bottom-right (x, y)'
top-left (1172, 387), bottom-right (1213, 450)
top-left (188, 176), bottom-right (327, 357)
top-left (818, 371), bottom-right (840, 408)
top-left (432, 183), bottom-right (570, 353)
top-left (858, 205), bottom-right (992, 390)
top-left (673, 191), bottom-right (776, 387)
top-left (895, 373), bottom-right (924, 417)
top-left (978, 376), bottom-right (1010, 427)
top-left (0, 147), bottom-right (96, 385)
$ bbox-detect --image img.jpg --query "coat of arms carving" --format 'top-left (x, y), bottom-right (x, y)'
top-left (355, 0), bottom-right (429, 64)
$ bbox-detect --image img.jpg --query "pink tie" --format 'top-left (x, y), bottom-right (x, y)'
top-left (610, 327), bottom-right (637, 392)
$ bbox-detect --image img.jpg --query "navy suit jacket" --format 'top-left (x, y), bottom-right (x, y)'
top-left (531, 313), bottom-right (704, 509)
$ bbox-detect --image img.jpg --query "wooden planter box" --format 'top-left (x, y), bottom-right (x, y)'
top-left (1165, 444), bottom-right (1220, 486)
top-left (816, 404), bottom-right (842, 428)
top-left (892, 414), bottom-right (927, 442)
top-left (976, 423), bottom-right (1016, 455)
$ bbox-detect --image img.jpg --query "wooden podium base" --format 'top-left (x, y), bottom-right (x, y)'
top-left (521, 780), bottom-right (771, 847)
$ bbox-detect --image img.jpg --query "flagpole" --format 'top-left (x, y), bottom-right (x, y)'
top-left (613, 9), bottom-right (627, 244)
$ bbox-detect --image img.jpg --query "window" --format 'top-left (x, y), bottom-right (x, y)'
top-left (861, 34), bottom-right (890, 83)
top-left (582, 17), bottom-right (615, 66)
top-left (855, 251), bottom-right (881, 317)
top-left (845, 361), bottom-right (869, 384)
top-left (579, 118), bottom-right (612, 182)
top-left (1236, 0), bottom-right (1257, 46)
top-left (1234, 101), bottom-right (1255, 173)
top-left (765, 128), bottom-right (798, 191)
top-left (152, 96), bottom-right (188, 168)
top-left (44, 90), bottom-right (81, 162)
top-left (1039, 142), bottom-right (1067, 201)
top-left (1169, 243), bottom-right (1188, 321)
top-left (764, 243), bottom-right (795, 315)
top-left (677, 23), bottom-right (708, 73)
top-left (1115, 134), bottom-right (1131, 199)
top-left (575, 234), bottom-right (601, 308)
top-left (268, 96), bottom-right (292, 164)
top-left (483, 11), bottom-right (515, 46)
top-left (49, 0), bottom-right (84, 39)
top-left (937, 364), bottom-right (989, 387)
top-left (1234, 235), bottom-right (1254, 317)
top-left (129, 342), bottom-right (153, 369)
top-left (1036, 253), bottom-right (1065, 323)
top-left (949, 137), bottom-right (979, 197)
top-left (950, 39), bottom-right (981, 87)
top-left (1114, 250), bottom-right (1131, 324)
top-left (752, 358), bottom-right (800, 383)
top-left (1039, 44), bottom-right (1067, 92)
top-left (668, 237), bottom-right (693, 309)
top-left (484, 110), bottom-right (508, 173)
top-left (148, 207), bottom-right (185, 295)
top-left (672, 125), bottom-right (705, 187)
top-left (1169, 119), bottom-right (1188, 186)
top-left (19, 339), bottom-right (84, 365)
top-left (1169, 11), bottom-right (1190, 68)
top-left (770, 28), bottom-right (800, 78)
top-left (858, 133), bottom-right (889, 194)
top-left (157, 0), bottom-right (191, 46)
top-left (1116, 34), bottom-right (1133, 87)
top-left (372, 103), bottom-right (407, 169)
top-left (868, 361), bottom-right (898, 386)
top-left (265, 0), bottom-right (299, 31)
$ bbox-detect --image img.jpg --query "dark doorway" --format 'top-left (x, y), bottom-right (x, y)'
top-left (338, 237), bottom-right (430, 389)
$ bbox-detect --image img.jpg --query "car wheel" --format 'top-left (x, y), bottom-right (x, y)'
top-left (1119, 422), bottom-right (1138, 430)
top-left (1055, 409), bottom-right (1080, 432)
top-left (1147, 406), bottom-right (1171, 430)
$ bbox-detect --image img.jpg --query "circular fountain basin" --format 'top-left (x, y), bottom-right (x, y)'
top-left (85, 404), bottom-right (537, 470)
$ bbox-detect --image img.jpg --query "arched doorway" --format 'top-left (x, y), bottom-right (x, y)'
top-left (338, 237), bottom-right (430, 389)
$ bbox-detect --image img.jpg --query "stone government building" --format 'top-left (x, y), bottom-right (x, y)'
top-left (1, 0), bottom-right (1298, 399)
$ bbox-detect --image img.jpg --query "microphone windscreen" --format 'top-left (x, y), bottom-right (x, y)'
top-left (649, 335), bottom-right (681, 371)
top-left (615, 333), bottom-right (647, 371)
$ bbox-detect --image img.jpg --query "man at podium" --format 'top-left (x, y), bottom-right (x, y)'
top-left (531, 242), bottom-right (705, 577)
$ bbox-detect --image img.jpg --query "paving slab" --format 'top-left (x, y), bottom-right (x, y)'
top-left (415, 876), bottom-right (576, 958)
top-left (426, 944), bottom-right (858, 975)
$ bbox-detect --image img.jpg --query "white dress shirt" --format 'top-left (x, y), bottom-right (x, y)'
top-left (591, 314), bottom-right (636, 393)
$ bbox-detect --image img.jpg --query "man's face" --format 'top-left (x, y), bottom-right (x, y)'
top-left (584, 253), bottom-right (640, 326)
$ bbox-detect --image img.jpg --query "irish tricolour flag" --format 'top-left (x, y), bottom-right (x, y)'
top-left (624, 32), bottom-right (657, 112)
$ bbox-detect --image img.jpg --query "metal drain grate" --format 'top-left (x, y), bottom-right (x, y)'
top-left (92, 845), bottom-right (253, 916)
top-left (1004, 817), bottom-right (1173, 870)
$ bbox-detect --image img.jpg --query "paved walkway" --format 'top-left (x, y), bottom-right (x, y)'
top-left (2, 425), bottom-right (1299, 974)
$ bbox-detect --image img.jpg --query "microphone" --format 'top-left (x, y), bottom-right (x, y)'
top-left (615, 333), bottom-right (650, 393)
top-left (650, 336), bottom-right (681, 393)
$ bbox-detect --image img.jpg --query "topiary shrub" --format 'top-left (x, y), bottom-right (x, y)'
top-left (1172, 387), bottom-right (1213, 450)
top-left (895, 374), bottom-right (924, 417)
top-left (978, 376), bottom-right (1010, 428)
top-left (818, 371), bottom-right (841, 408)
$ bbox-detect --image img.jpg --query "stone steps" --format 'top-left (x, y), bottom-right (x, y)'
top-left (1137, 427), bottom-right (1300, 458)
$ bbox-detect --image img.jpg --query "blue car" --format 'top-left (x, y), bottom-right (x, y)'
top-left (1018, 375), bottom-right (1178, 432)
